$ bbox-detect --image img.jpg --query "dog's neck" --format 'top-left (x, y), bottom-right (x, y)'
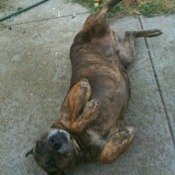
top-left (70, 135), bottom-right (85, 165)
top-left (70, 132), bottom-right (102, 164)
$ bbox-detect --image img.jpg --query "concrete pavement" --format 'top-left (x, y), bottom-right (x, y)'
top-left (0, 0), bottom-right (175, 175)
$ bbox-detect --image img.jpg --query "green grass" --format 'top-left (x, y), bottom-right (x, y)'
top-left (88, 2), bottom-right (127, 17)
top-left (69, 0), bottom-right (128, 17)
top-left (139, 0), bottom-right (175, 17)
top-left (70, 0), bottom-right (175, 17)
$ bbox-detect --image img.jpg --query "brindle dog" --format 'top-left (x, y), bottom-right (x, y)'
top-left (26, 0), bottom-right (162, 174)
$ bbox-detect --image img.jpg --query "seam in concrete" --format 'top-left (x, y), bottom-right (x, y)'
top-left (138, 15), bottom-right (175, 150)
top-left (4, 11), bottom-right (88, 27)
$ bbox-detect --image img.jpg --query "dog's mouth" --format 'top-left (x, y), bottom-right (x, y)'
top-left (47, 129), bottom-right (72, 155)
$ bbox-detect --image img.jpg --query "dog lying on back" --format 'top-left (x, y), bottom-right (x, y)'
top-left (26, 0), bottom-right (162, 174)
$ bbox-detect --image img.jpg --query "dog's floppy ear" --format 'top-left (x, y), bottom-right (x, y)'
top-left (25, 148), bottom-right (33, 157)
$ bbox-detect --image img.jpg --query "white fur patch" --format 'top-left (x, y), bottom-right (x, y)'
top-left (48, 129), bottom-right (59, 138)
top-left (59, 129), bottom-right (70, 141)
top-left (86, 129), bottom-right (105, 146)
top-left (48, 129), bottom-right (71, 143)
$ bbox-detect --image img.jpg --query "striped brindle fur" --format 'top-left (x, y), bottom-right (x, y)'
top-left (26, 0), bottom-right (162, 174)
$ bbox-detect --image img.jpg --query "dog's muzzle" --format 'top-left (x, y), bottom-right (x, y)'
top-left (48, 129), bottom-right (71, 155)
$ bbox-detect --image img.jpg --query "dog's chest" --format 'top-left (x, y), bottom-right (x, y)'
top-left (73, 129), bottom-right (106, 161)
top-left (86, 129), bottom-right (106, 146)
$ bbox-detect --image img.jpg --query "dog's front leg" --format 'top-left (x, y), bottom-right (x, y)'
top-left (100, 126), bottom-right (135, 164)
top-left (71, 98), bottom-right (100, 133)
top-left (51, 79), bottom-right (99, 133)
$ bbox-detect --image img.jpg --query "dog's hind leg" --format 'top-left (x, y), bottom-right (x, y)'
top-left (80, 0), bottom-right (122, 37)
top-left (100, 126), bottom-right (135, 164)
top-left (119, 29), bottom-right (162, 68)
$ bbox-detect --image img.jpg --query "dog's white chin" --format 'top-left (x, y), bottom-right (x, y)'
top-left (49, 129), bottom-right (80, 154)
top-left (48, 129), bottom-right (70, 141)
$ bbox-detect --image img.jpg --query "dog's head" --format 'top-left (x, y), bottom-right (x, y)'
top-left (26, 129), bottom-right (79, 175)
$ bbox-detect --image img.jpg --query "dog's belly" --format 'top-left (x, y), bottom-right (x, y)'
top-left (70, 47), bottom-right (130, 134)
top-left (89, 75), bottom-right (130, 134)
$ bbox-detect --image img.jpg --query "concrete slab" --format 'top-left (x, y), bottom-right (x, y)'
top-left (0, 0), bottom-right (87, 25)
top-left (140, 15), bottom-right (175, 141)
top-left (0, 1), bottom-right (175, 175)
top-left (68, 17), bottom-right (175, 175)
top-left (0, 10), bottom-right (89, 175)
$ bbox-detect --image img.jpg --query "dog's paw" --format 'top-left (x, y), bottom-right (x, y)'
top-left (100, 126), bottom-right (136, 164)
top-left (79, 79), bottom-right (90, 88)
top-left (143, 29), bottom-right (163, 37)
top-left (83, 99), bottom-right (100, 116)
top-left (71, 99), bottom-right (100, 133)
top-left (152, 29), bottom-right (163, 35)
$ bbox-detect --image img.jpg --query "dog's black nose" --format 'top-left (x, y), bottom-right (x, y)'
top-left (48, 136), bottom-right (62, 150)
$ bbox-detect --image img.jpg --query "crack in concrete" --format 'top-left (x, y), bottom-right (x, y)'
top-left (138, 15), bottom-right (175, 150)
